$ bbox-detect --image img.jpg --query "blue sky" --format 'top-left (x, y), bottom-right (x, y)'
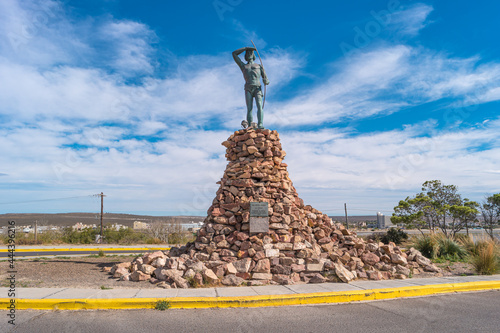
top-left (1, 0), bottom-right (500, 216)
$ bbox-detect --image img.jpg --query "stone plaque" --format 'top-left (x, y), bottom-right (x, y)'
top-left (250, 202), bottom-right (269, 217)
top-left (250, 217), bottom-right (269, 233)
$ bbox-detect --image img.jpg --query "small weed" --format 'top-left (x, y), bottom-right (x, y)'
top-left (56, 256), bottom-right (71, 260)
top-left (98, 250), bottom-right (106, 257)
top-left (154, 299), bottom-right (171, 311)
top-left (100, 285), bottom-right (112, 290)
top-left (186, 277), bottom-right (199, 288)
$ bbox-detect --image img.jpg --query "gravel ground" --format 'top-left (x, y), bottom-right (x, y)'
top-left (0, 255), bottom-right (477, 289)
top-left (0, 255), bottom-right (160, 289)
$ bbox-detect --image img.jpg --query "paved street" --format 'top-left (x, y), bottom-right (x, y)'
top-left (3, 290), bottom-right (499, 333)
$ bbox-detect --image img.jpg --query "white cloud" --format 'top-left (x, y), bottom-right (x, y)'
top-left (390, 3), bottom-right (434, 37)
top-left (266, 44), bottom-right (500, 128)
top-left (279, 118), bottom-right (500, 213)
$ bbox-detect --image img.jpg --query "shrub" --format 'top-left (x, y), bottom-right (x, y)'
top-left (436, 236), bottom-right (466, 259)
top-left (413, 235), bottom-right (440, 259)
top-left (470, 240), bottom-right (500, 275)
top-left (380, 228), bottom-right (409, 245)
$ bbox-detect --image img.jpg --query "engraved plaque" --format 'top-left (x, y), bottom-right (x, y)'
top-left (250, 217), bottom-right (269, 233)
top-left (250, 202), bottom-right (269, 217)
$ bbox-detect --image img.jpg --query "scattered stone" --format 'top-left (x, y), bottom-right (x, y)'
top-left (308, 273), bottom-right (326, 284)
top-left (334, 263), bottom-right (354, 283)
top-left (221, 274), bottom-right (245, 286)
top-left (202, 269), bottom-right (219, 284)
top-left (130, 271), bottom-right (150, 282)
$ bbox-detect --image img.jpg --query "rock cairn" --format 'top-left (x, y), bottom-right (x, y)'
top-left (107, 128), bottom-right (441, 288)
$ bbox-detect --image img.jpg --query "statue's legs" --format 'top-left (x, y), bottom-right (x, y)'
top-left (255, 91), bottom-right (264, 129)
top-left (245, 90), bottom-right (253, 124)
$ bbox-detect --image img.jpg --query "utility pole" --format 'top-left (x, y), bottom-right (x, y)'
top-left (34, 220), bottom-right (38, 244)
top-left (344, 203), bottom-right (349, 229)
top-left (93, 192), bottom-right (106, 241)
top-left (100, 192), bottom-right (105, 239)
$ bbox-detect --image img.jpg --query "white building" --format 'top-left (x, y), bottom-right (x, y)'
top-left (376, 212), bottom-right (394, 229)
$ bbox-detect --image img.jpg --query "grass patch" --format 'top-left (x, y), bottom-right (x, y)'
top-left (414, 233), bottom-right (500, 275)
top-left (100, 285), bottom-right (113, 290)
top-left (154, 299), bottom-right (171, 311)
top-left (469, 239), bottom-right (500, 275)
top-left (412, 233), bottom-right (467, 261)
top-left (98, 250), bottom-right (106, 257)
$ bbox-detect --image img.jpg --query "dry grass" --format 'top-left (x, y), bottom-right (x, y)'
top-left (469, 238), bottom-right (500, 275)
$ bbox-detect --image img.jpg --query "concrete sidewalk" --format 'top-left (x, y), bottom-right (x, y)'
top-left (1, 274), bottom-right (499, 310)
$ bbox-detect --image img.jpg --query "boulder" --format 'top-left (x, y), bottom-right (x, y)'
top-left (334, 263), bottom-right (354, 283)
top-left (221, 274), bottom-right (245, 286)
top-left (202, 269), bottom-right (219, 284)
top-left (130, 271), bottom-right (150, 282)
top-left (390, 253), bottom-right (408, 265)
top-left (233, 258), bottom-right (252, 273)
top-left (361, 252), bottom-right (380, 266)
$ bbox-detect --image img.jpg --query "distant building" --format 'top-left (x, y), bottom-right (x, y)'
top-left (181, 222), bottom-right (203, 232)
top-left (376, 212), bottom-right (394, 229)
top-left (72, 222), bottom-right (84, 231)
top-left (133, 221), bottom-right (150, 230)
top-left (111, 223), bottom-right (127, 231)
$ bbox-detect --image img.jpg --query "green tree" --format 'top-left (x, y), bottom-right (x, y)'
top-left (392, 180), bottom-right (476, 238)
top-left (421, 180), bottom-right (461, 236)
top-left (391, 194), bottom-right (428, 234)
top-left (481, 194), bottom-right (500, 239)
top-left (449, 199), bottom-right (479, 236)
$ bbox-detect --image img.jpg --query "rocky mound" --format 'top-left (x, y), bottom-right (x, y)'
top-left (106, 128), bottom-right (441, 288)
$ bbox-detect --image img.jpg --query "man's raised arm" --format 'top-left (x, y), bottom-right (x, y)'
top-left (232, 47), bottom-right (254, 67)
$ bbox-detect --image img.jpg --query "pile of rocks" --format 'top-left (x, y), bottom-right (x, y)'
top-left (107, 128), bottom-right (440, 288)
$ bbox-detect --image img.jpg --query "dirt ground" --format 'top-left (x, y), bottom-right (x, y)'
top-left (0, 255), bottom-right (159, 289)
top-left (0, 255), bottom-right (477, 289)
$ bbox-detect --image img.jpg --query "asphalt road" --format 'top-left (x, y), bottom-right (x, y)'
top-left (3, 290), bottom-right (499, 333)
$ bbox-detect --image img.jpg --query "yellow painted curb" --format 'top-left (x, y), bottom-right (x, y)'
top-left (1, 280), bottom-right (499, 310)
top-left (0, 247), bottom-right (169, 253)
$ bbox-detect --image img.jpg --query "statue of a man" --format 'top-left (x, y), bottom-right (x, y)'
top-left (233, 46), bottom-right (269, 129)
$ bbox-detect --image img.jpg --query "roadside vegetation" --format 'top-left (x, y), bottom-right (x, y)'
top-left (392, 180), bottom-right (499, 239)
top-left (1, 221), bottom-right (196, 246)
top-left (410, 233), bottom-right (500, 275)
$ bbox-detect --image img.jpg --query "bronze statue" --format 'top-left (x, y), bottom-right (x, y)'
top-left (233, 44), bottom-right (269, 129)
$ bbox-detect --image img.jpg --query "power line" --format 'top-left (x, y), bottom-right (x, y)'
top-left (0, 195), bottom-right (95, 206)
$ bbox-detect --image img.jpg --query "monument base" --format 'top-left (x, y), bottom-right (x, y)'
top-left (109, 128), bottom-right (441, 287)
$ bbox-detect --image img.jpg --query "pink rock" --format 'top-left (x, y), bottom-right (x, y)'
top-left (202, 269), bottom-right (219, 284)
top-left (233, 258), bottom-right (253, 273)
top-left (113, 267), bottom-right (129, 279)
top-left (253, 259), bottom-right (271, 273)
top-left (390, 253), bottom-right (408, 265)
top-left (367, 271), bottom-right (383, 281)
top-left (361, 252), bottom-right (380, 266)
top-left (130, 271), bottom-right (150, 282)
